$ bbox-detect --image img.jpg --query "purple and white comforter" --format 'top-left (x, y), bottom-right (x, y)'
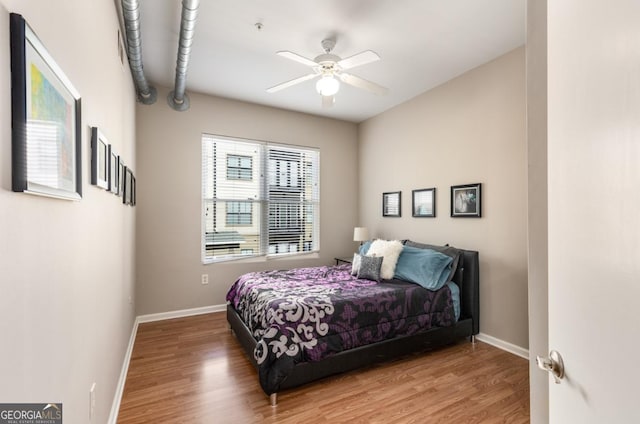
top-left (226, 264), bottom-right (456, 394)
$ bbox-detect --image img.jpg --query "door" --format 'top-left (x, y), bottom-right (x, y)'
top-left (546, 0), bottom-right (640, 422)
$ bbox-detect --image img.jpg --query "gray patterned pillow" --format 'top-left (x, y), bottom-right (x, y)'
top-left (357, 255), bottom-right (383, 282)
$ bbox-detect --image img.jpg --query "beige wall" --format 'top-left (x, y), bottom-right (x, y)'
top-left (0, 0), bottom-right (137, 423)
top-left (135, 88), bottom-right (358, 314)
top-left (358, 48), bottom-right (528, 348)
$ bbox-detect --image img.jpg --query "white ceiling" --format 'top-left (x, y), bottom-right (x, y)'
top-left (138, 0), bottom-right (525, 123)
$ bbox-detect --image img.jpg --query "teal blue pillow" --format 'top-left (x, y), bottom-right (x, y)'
top-left (394, 246), bottom-right (453, 290)
top-left (358, 240), bottom-right (372, 255)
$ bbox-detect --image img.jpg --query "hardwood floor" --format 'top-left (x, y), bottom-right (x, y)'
top-left (117, 312), bottom-right (529, 423)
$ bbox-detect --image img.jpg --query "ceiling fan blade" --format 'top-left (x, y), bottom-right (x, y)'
top-left (321, 95), bottom-right (335, 108)
top-left (338, 72), bottom-right (388, 95)
top-left (267, 73), bottom-right (318, 93)
top-left (337, 50), bottom-right (380, 70)
top-left (276, 51), bottom-right (318, 68)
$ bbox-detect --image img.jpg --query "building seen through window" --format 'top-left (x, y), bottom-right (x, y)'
top-left (202, 135), bottom-right (319, 262)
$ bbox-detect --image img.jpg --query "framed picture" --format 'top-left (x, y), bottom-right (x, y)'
top-left (382, 191), bottom-right (401, 217)
top-left (91, 127), bottom-right (109, 189)
top-left (451, 183), bottom-right (482, 217)
top-left (412, 188), bottom-right (436, 217)
top-left (118, 159), bottom-right (125, 197)
top-left (122, 166), bottom-right (129, 205)
top-left (131, 174), bottom-right (136, 206)
top-left (10, 13), bottom-right (82, 200)
top-left (108, 145), bottom-right (119, 194)
top-left (123, 166), bottom-right (134, 205)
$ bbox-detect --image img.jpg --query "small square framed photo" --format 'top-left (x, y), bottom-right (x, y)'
top-left (382, 191), bottom-right (401, 217)
top-left (123, 166), bottom-right (133, 205)
top-left (451, 183), bottom-right (481, 218)
top-left (412, 188), bottom-right (436, 217)
top-left (108, 145), bottom-right (119, 194)
top-left (91, 127), bottom-right (109, 190)
top-left (131, 174), bottom-right (136, 206)
top-left (117, 159), bottom-right (125, 197)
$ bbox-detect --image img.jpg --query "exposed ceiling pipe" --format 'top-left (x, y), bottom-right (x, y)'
top-left (168, 0), bottom-right (199, 112)
top-left (121, 0), bottom-right (157, 105)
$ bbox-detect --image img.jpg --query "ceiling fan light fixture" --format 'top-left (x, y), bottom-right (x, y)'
top-left (316, 75), bottom-right (340, 96)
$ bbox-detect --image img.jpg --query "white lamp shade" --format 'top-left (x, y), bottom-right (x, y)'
top-left (353, 227), bottom-right (369, 242)
top-left (316, 75), bottom-right (340, 96)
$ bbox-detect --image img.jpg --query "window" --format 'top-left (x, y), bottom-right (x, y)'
top-left (226, 201), bottom-right (252, 225)
top-left (202, 135), bottom-right (319, 263)
top-left (227, 155), bottom-right (252, 180)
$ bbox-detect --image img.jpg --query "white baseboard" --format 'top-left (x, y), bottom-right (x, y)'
top-left (137, 304), bottom-right (227, 323)
top-left (107, 304), bottom-right (226, 423)
top-left (107, 318), bottom-right (139, 424)
top-left (476, 332), bottom-right (529, 360)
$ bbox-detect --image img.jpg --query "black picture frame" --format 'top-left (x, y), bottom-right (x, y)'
top-left (123, 166), bottom-right (134, 206)
top-left (382, 191), bottom-right (401, 217)
top-left (131, 175), bottom-right (136, 206)
top-left (123, 166), bottom-right (130, 205)
top-left (91, 127), bottom-right (109, 189)
top-left (10, 13), bottom-right (82, 200)
top-left (118, 159), bottom-right (125, 197)
top-left (451, 183), bottom-right (482, 217)
top-left (108, 145), bottom-right (119, 194)
top-left (412, 188), bottom-right (436, 217)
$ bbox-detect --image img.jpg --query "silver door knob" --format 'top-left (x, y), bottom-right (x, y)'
top-left (536, 350), bottom-right (565, 384)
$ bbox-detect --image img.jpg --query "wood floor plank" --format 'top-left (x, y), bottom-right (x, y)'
top-left (117, 312), bottom-right (530, 423)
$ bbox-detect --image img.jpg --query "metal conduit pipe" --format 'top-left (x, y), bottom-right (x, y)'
top-left (168, 0), bottom-right (199, 111)
top-left (121, 0), bottom-right (157, 104)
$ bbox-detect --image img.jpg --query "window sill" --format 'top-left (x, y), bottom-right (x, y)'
top-left (203, 251), bottom-right (319, 265)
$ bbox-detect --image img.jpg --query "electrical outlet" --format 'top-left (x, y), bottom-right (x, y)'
top-left (89, 383), bottom-right (96, 421)
top-left (201, 274), bottom-right (209, 285)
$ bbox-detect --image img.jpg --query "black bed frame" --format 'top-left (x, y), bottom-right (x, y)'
top-left (227, 249), bottom-right (479, 405)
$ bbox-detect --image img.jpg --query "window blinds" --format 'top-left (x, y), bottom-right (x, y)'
top-left (202, 134), bottom-right (319, 262)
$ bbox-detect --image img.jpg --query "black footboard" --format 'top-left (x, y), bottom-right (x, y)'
top-left (228, 305), bottom-right (474, 392)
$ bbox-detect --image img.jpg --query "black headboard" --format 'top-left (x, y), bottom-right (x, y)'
top-left (457, 249), bottom-right (480, 335)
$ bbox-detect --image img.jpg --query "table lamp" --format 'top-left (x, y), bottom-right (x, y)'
top-left (353, 227), bottom-right (369, 246)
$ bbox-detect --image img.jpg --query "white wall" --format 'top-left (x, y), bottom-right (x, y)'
top-left (0, 1), bottom-right (137, 423)
top-left (546, 0), bottom-right (640, 421)
top-left (359, 48), bottom-right (529, 349)
top-left (135, 87), bottom-right (359, 314)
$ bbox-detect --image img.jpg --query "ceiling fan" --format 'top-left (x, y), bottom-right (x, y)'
top-left (267, 38), bottom-right (388, 107)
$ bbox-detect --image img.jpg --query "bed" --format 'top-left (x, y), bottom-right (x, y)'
top-left (226, 240), bottom-right (479, 405)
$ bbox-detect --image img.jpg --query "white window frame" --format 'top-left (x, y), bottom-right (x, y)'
top-left (202, 134), bottom-right (320, 264)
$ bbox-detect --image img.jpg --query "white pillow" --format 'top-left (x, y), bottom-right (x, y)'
top-left (366, 239), bottom-right (403, 279)
top-left (351, 253), bottom-right (362, 276)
